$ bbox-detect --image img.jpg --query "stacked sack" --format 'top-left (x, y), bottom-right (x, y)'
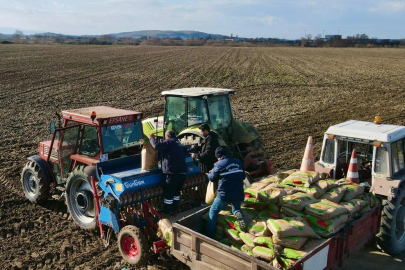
top-left (211, 137), bottom-right (380, 270)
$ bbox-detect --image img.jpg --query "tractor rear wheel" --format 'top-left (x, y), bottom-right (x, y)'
top-left (118, 225), bottom-right (149, 265)
top-left (66, 166), bottom-right (98, 230)
top-left (377, 181), bottom-right (405, 255)
top-left (21, 161), bottom-right (49, 203)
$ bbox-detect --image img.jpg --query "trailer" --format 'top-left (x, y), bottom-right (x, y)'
top-left (168, 204), bottom-right (381, 270)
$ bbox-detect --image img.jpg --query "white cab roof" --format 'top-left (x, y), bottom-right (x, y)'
top-left (326, 120), bottom-right (405, 142)
top-left (161, 87), bottom-right (237, 97)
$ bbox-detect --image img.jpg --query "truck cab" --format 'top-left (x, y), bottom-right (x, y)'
top-left (315, 117), bottom-right (405, 198)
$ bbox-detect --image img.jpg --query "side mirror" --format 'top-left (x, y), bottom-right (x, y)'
top-left (50, 121), bottom-right (56, 134)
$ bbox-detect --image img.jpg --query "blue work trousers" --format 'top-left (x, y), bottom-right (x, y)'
top-left (208, 197), bottom-right (243, 238)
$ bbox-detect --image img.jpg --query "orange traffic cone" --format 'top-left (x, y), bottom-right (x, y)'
top-left (300, 136), bottom-right (315, 171)
top-left (347, 150), bottom-right (359, 184)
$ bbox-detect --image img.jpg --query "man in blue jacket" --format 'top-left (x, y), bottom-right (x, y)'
top-left (149, 130), bottom-right (187, 215)
top-left (207, 147), bottom-right (246, 238)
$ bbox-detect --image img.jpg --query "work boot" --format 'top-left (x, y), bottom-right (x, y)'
top-left (172, 200), bottom-right (180, 215)
top-left (162, 203), bottom-right (173, 218)
top-left (235, 212), bottom-right (246, 232)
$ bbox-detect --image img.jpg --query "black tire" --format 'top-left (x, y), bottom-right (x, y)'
top-left (377, 181), bottom-right (405, 255)
top-left (118, 225), bottom-right (150, 265)
top-left (66, 166), bottom-right (98, 230)
top-left (179, 133), bottom-right (203, 146)
top-left (21, 161), bottom-right (49, 203)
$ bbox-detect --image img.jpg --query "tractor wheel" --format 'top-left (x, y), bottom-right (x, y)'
top-left (179, 133), bottom-right (203, 146)
top-left (118, 225), bottom-right (150, 265)
top-left (66, 166), bottom-right (98, 230)
top-left (21, 161), bottom-right (49, 203)
top-left (377, 181), bottom-right (405, 255)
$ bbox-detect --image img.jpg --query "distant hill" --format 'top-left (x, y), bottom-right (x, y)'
top-left (0, 27), bottom-right (44, 35)
top-left (0, 28), bottom-right (231, 40)
top-left (109, 30), bottom-right (230, 40)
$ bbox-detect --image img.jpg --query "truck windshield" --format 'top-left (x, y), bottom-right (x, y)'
top-left (207, 95), bottom-right (232, 130)
top-left (391, 139), bottom-right (405, 175)
top-left (322, 138), bottom-right (335, 164)
top-left (165, 96), bottom-right (186, 135)
top-left (187, 98), bottom-right (208, 127)
top-left (375, 146), bottom-right (388, 175)
top-left (101, 122), bottom-right (142, 153)
top-left (337, 139), bottom-right (373, 182)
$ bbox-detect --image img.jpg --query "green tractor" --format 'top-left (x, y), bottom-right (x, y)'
top-left (142, 87), bottom-right (275, 177)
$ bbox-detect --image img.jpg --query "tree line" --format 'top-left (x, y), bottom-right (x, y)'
top-left (1, 30), bottom-right (404, 48)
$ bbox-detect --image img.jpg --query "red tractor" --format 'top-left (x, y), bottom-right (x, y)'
top-left (21, 106), bottom-right (145, 229)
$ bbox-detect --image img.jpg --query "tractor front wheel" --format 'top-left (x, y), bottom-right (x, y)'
top-left (378, 181), bottom-right (405, 255)
top-left (21, 161), bottom-right (49, 203)
top-left (66, 167), bottom-right (98, 230)
top-left (118, 225), bottom-right (149, 265)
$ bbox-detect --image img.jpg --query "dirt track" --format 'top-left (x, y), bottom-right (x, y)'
top-left (1, 45), bottom-right (405, 269)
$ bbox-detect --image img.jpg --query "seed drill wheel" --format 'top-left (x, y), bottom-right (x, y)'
top-left (118, 225), bottom-right (149, 265)
top-left (378, 181), bottom-right (405, 255)
top-left (21, 160), bottom-right (49, 203)
top-left (66, 167), bottom-right (97, 230)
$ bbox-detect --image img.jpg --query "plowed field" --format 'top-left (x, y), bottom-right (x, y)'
top-left (1, 45), bottom-right (405, 269)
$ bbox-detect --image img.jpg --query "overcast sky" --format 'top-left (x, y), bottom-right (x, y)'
top-left (0, 0), bottom-right (404, 39)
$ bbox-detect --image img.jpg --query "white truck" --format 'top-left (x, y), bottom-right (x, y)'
top-left (315, 117), bottom-right (405, 255)
top-left (166, 117), bottom-right (404, 270)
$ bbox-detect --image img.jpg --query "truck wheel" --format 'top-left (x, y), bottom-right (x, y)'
top-left (378, 181), bottom-right (405, 255)
top-left (21, 161), bottom-right (49, 203)
top-left (66, 167), bottom-right (97, 230)
top-left (118, 225), bottom-right (149, 265)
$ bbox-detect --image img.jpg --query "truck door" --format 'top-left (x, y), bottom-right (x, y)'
top-left (48, 124), bottom-right (80, 183)
top-left (316, 134), bottom-right (337, 178)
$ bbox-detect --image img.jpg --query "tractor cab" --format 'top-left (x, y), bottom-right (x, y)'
top-left (41, 106), bottom-right (144, 184)
top-left (142, 87), bottom-right (275, 177)
top-left (315, 117), bottom-right (405, 198)
top-left (161, 88), bottom-right (236, 139)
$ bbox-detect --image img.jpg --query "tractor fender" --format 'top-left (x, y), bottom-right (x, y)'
top-left (388, 179), bottom-right (405, 201)
top-left (177, 126), bottom-right (227, 147)
top-left (27, 155), bottom-right (53, 185)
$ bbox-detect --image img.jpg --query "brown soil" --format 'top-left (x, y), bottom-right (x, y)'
top-left (1, 45), bottom-right (405, 269)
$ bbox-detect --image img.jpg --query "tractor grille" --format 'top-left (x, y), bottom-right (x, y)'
top-left (43, 145), bottom-right (49, 156)
top-left (43, 145), bottom-right (59, 159)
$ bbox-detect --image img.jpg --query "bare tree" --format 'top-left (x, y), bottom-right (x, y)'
top-left (300, 37), bottom-right (308, 47)
top-left (12, 30), bottom-right (24, 43)
top-left (313, 34), bottom-right (324, 47)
